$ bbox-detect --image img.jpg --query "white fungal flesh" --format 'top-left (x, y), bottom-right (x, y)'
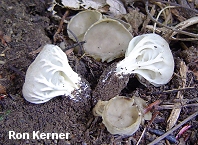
top-left (22, 44), bottom-right (81, 104)
top-left (116, 33), bottom-right (174, 86)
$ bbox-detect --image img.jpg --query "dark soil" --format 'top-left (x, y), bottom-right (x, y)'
top-left (0, 0), bottom-right (197, 145)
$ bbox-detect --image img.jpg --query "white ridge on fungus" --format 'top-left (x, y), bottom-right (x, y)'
top-left (22, 44), bottom-right (82, 104)
top-left (116, 33), bottom-right (174, 86)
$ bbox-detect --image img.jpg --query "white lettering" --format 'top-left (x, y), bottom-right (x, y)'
top-left (65, 133), bottom-right (70, 139)
top-left (9, 131), bottom-right (29, 139)
top-left (51, 133), bottom-right (58, 139)
top-left (46, 133), bottom-right (50, 139)
top-left (16, 133), bottom-right (22, 139)
top-left (32, 131), bottom-right (40, 139)
top-left (9, 131), bottom-right (70, 139)
top-left (59, 133), bottom-right (65, 139)
top-left (40, 133), bottom-right (46, 139)
top-left (23, 133), bottom-right (29, 139)
top-left (9, 131), bottom-right (16, 139)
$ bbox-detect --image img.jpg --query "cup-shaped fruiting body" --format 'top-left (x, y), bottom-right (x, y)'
top-left (67, 10), bottom-right (132, 62)
top-left (93, 96), bottom-right (152, 135)
top-left (83, 18), bottom-right (133, 62)
top-left (22, 44), bottom-right (86, 104)
top-left (67, 10), bottom-right (102, 41)
top-left (116, 33), bottom-right (174, 86)
top-left (103, 15), bottom-right (132, 32)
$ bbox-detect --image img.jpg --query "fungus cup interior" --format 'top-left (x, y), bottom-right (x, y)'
top-left (93, 96), bottom-right (152, 135)
top-left (83, 19), bottom-right (132, 62)
top-left (104, 96), bottom-right (140, 128)
top-left (67, 10), bottom-right (102, 41)
top-left (67, 10), bottom-right (132, 62)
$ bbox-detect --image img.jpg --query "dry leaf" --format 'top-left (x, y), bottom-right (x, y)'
top-left (81, 0), bottom-right (106, 9)
top-left (106, 0), bottom-right (126, 16)
top-left (120, 9), bottom-right (145, 34)
top-left (196, 0), bottom-right (198, 8)
top-left (59, 0), bottom-right (126, 16)
top-left (61, 0), bottom-right (80, 9)
top-left (167, 61), bottom-right (188, 130)
top-left (0, 84), bottom-right (6, 94)
top-left (65, 48), bottom-right (74, 55)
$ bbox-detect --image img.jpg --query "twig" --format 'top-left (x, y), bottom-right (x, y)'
top-left (53, 10), bottom-right (70, 43)
top-left (9, 65), bottom-right (25, 77)
top-left (170, 16), bottom-right (198, 40)
top-left (150, 0), bottom-right (198, 13)
top-left (149, 87), bottom-right (195, 95)
top-left (157, 103), bottom-right (198, 110)
top-left (144, 100), bottom-right (161, 114)
top-left (145, 1), bottom-right (198, 38)
top-left (148, 111), bottom-right (198, 145)
top-left (136, 127), bottom-right (146, 145)
top-left (64, 41), bottom-right (86, 51)
top-left (136, 111), bottom-right (160, 144)
top-left (0, 60), bottom-right (5, 65)
top-left (167, 61), bottom-right (187, 130)
top-left (148, 128), bottom-right (178, 143)
top-left (174, 98), bottom-right (198, 103)
top-left (141, 4), bottom-right (156, 33)
top-left (67, 29), bottom-right (84, 56)
top-left (169, 37), bottom-right (198, 41)
top-left (161, 87), bottom-right (194, 93)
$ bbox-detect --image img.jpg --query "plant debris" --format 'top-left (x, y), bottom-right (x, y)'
top-left (0, 0), bottom-right (197, 144)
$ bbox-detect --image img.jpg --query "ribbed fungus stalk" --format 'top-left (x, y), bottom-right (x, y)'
top-left (116, 33), bottom-right (174, 87)
top-left (22, 44), bottom-right (88, 104)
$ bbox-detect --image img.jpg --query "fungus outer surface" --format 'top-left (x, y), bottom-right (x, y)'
top-left (22, 44), bottom-right (82, 104)
top-left (116, 33), bottom-right (174, 86)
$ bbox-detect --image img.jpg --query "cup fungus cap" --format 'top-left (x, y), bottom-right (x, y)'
top-left (22, 44), bottom-right (83, 104)
top-left (116, 33), bottom-right (174, 86)
top-left (67, 10), bottom-right (132, 62)
top-left (67, 10), bottom-right (102, 41)
top-left (83, 18), bottom-right (133, 62)
top-left (93, 96), bottom-right (152, 135)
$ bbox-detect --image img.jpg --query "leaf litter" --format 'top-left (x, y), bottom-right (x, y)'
top-left (0, 0), bottom-right (198, 144)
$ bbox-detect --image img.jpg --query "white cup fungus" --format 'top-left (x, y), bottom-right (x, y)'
top-left (116, 33), bottom-right (174, 86)
top-left (93, 96), bottom-right (152, 135)
top-left (67, 10), bottom-right (102, 41)
top-left (83, 18), bottom-right (133, 62)
top-left (67, 10), bottom-right (133, 62)
top-left (22, 44), bottom-right (85, 104)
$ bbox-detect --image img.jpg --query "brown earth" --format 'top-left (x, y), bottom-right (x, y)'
top-left (0, 0), bottom-right (198, 145)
